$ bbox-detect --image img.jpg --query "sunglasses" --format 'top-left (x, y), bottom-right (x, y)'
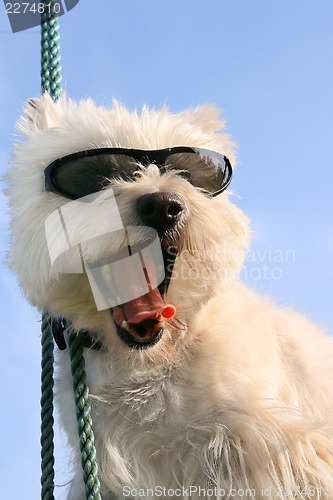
top-left (44, 147), bottom-right (233, 200)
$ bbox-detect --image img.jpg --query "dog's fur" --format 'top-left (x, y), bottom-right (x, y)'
top-left (6, 94), bottom-right (333, 499)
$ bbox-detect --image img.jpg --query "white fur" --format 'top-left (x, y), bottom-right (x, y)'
top-left (6, 94), bottom-right (333, 499)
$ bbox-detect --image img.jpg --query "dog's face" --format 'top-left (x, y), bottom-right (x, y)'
top-left (7, 95), bottom-right (249, 363)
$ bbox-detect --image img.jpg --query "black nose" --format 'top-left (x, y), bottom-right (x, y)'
top-left (136, 192), bottom-right (184, 233)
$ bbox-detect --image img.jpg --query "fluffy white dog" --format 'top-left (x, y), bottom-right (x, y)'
top-left (6, 94), bottom-right (333, 499)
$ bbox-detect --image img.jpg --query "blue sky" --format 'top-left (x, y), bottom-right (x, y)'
top-left (0, 1), bottom-right (333, 497)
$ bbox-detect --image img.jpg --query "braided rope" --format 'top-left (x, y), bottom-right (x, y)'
top-left (41, 314), bottom-right (55, 500)
top-left (41, 0), bottom-right (62, 98)
top-left (39, 2), bottom-right (101, 498)
top-left (68, 334), bottom-right (102, 500)
top-left (40, 6), bottom-right (60, 495)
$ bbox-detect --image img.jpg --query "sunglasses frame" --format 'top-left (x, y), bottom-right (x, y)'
top-left (44, 146), bottom-right (233, 200)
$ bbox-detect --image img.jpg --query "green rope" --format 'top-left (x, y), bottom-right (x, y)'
top-left (41, 315), bottom-right (55, 500)
top-left (40, 5), bottom-right (60, 495)
top-left (39, 2), bottom-right (101, 498)
top-left (41, 0), bottom-right (62, 98)
top-left (68, 334), bottom-right (102, 500)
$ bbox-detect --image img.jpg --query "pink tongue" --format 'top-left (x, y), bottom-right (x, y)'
top-left (114, 288), bottom-right (176, 325)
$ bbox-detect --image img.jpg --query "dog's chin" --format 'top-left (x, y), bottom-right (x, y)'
top-left (113, 315), bottom-right (165, 349)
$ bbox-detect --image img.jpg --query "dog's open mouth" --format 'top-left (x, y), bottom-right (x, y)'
top-left (111, 247), bottom-right (177, 349)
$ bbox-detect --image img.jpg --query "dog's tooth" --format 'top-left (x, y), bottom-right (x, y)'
top-left (156, 320), bottom-right (165, 329)
top-left (121, 320), bottom-right (130, 332)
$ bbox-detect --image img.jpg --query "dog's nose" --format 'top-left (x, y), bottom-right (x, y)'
top-left (136, 192), bottom-right (184, 233)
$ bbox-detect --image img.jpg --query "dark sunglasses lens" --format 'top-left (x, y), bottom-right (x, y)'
top-left (53, 154), bottom-right (138, 198)
top-left (167, 151), bottom-right (228, 193)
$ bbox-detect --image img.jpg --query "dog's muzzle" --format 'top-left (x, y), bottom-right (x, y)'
top-left (110, 191), bottom-right (183, 349)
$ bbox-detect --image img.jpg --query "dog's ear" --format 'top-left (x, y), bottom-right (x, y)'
top-left (181, 104), bottom-right (226, 134)
top-left (180, 104), bottom-right (236, 165)
top-left (19, 93), bottom-right (61, 134)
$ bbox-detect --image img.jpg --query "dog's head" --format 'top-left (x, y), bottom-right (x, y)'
top-left (7, 95), bottom-right (249, 360)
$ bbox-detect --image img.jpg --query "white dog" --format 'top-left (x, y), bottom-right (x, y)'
top-left (6, 94), bottom-right (333, 499)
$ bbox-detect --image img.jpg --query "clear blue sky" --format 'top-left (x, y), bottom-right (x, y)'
top-left (1, 1), bottom-right (332, 497)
